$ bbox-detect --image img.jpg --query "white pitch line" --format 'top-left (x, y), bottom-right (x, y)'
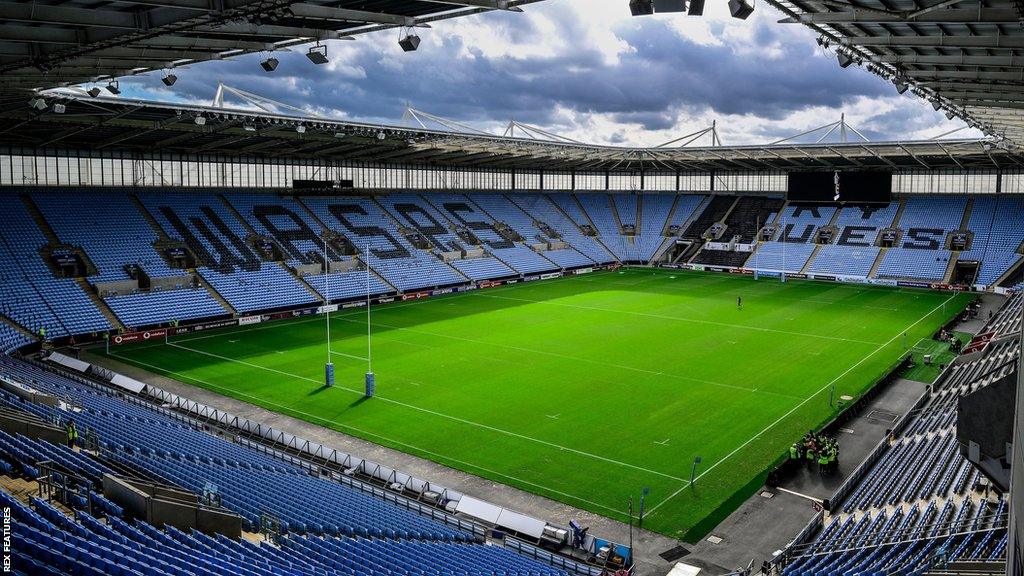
top-left (106, 351), bottom-right (627, 516)
top-left (331, 350), bottom-right (369, 362)
top-left (162, 342), bottom-right (687, 482)
top-left (645, 291), bottom-right (961, 516)
top-left (469, 292), bottom-right (884, 346)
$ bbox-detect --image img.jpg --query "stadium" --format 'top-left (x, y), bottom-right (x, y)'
top-left (0, 0), bottom-right (1023, 575)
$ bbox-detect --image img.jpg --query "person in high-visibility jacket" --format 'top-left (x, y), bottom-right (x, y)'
top-left (66, 420), bottom-right (78, 449)
top-left (38, 326), bottom-right (46, 340)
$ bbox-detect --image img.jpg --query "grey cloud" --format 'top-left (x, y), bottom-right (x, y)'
top-left (119, 1), bottom-right (940, 142)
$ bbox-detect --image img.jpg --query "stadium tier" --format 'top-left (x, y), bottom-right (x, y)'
top-left (0, 191), bottom-right (1021, 348)
top-left (0, 357), bottom-right (571, 575)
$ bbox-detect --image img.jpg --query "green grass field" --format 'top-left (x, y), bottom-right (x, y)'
top-left (103, 268), bottom-right (971, 540)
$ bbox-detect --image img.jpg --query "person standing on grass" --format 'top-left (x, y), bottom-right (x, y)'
top-left (737, 296), bottom-right (742, 310)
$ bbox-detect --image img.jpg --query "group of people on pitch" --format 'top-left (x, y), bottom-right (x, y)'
top-left (790, 430), bottom-right (839, 476)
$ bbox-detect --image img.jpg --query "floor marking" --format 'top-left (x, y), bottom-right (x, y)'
top-left (159, 342), bottom-right (688, 482)
top-left (774, 487), bottom-right (824, 504)
top-left (332, 316), bottom-right (803, 402)
top-left (645, 291), bottom-right (961, 517)
top-left (655, 438), bottom-right (671, 446)
top-left (468, 292), bottom-right (883, 346)
top-left (106, 352), bottom-right (627, 516)
top-left (546, 413), bottom-right (561, 420)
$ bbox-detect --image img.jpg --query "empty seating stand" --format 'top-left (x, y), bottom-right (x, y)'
top-left (0, 194), bottom-right (110, 338)
top-left (0, 354), bottom-right (571, 575)
top-left (0, 189), bottom-right (1022, 341)
top-left (33, 191), bottom-right (185, 283)
top-left (104, 287), bottom-right (228, 328)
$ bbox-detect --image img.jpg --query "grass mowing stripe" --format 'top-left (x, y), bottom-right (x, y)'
top-left (164, 341), bottom-right (690, 482)
top-left (644, 290), bottom-right (960, 517)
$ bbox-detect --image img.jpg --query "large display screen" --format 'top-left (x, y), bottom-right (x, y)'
top-left (788, 171), bottom-right (892, 202)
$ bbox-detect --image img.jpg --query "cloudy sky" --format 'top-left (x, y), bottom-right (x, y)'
top-left (116, 0), bottom-right (973, 146)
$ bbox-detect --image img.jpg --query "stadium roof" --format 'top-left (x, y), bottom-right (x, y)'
top-left (0, 0), bottom-right (542, 91)
top-left (0, 90), bottom-right (1019, 171)
top-left (770, 0), bottom-right (1024, 149)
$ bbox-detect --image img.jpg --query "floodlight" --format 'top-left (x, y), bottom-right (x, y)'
top-left (87, 87), bottom-right (102, 98)
top-left (653, 0), bottom-right (686, 12)
top-left (28, 98), bottom-right (47, 111)
top-left (946, 111), bottom-right (955, 120)
top-left (629, 0), bottom-right (654, 16)
top-left (728, 0), bottom-right (754, 19)
top-left (377, 131), bottom-right (386, 140)
top-left (931, 99), bottom-right (942, 111)
top-left (296, 124), bottom-right (306, 134)
top-left (161, 73), bottom-right (177, 86)
top-left (106, 80), bottom-right (121, 95)
top-left (244, 124), bottom-right (257, 132)
top-left (894, 78), bottom-right (908, 94)
top-left (195, 115), bottom-right (206, 126)
top-left (306, 44), bottom-right (329, 65)
top-left (399, 33), bottom-right (421, 52)
top-left (260, 57), bottom-right (279, 72)
top-left (53, 103), bottom-right (66, 114)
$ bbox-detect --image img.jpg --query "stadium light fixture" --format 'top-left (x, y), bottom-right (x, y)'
top-left (399, 33), bottom-right (421, 52)
top-left (306, 44), bottom-right (329, 65)
top-left (893, 78), bottom-right (909, 94)
top-left (87, 87), bottom-right (102, 98)
top-left (946, 111), bottom-right (956, 120)
top-left (296, 124), bottom-right (306, 134)
top-left (53, 103), bottom-right (66, 114)
top-left (629, 0), bottom-right (654, 16)
top-left (931, 99), bottom-right (942, 111)
top-left (194, 115), bottom-right (206, 126)
top-left (106, 80), bottom-right (121, 95)
top-left (260, 56), bottom-right (279, 72)
top-left (161, 72), bottom-right (177, 86)
top-left (728, 0), bottom-right (754, 19)
top-left (28, 97), bottom-right (47, 111)
top-left (653, 0), bottom-right (687, 12)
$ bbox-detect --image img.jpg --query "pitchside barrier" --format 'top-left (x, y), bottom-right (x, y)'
top-left (504, 538), bottom-right (605, 576)
top-left (659, 262), bottom-right (978, 293)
